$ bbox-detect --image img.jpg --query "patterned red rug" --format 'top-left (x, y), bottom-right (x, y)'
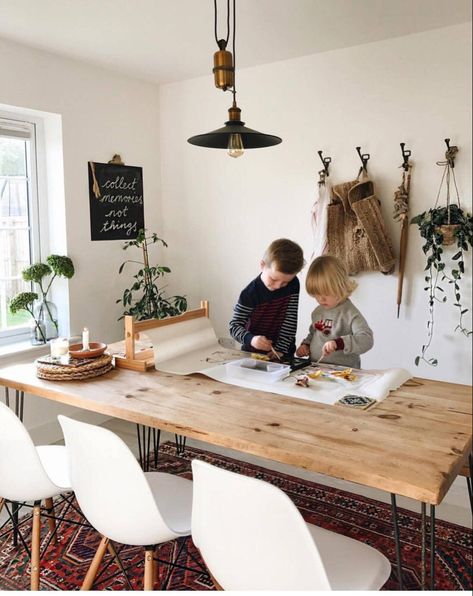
top-left (0, 442), bottom-right (471, 591)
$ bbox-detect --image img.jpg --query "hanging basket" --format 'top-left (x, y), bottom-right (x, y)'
top-left (435, 223), bottom-right (460, 246)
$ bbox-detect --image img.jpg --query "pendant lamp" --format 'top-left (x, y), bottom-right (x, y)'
top-left (188, 0), bottom-right (282, 157)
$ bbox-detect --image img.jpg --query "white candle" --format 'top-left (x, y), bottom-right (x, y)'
top-left (82, 327), bottom-right (90, 351)
top-left (50, 338), bottom-right (69, 358)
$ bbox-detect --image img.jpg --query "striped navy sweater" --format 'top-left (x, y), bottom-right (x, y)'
top-left (229, 275), bottom-right (300, 356)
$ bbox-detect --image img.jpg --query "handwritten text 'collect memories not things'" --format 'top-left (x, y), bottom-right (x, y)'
top-left (88, 161), bottom-right (145, 241)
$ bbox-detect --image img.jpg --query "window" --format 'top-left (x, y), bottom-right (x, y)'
top-left (0, 117), bottom-right (40, 344)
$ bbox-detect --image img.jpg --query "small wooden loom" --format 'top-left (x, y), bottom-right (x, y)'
top-left (114, 300), bottom-right (209, 372)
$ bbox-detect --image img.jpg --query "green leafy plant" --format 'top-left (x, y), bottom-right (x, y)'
top-left (9, 291), bottom-right (45, 342)
top-left (116, 229), bottom-right (187, 321)
top-left (411, 204), bottom-right (473, 366)
top-left (9, 255), bottom-right (75, 341)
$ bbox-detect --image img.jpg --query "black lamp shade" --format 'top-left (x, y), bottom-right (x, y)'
top-left (188, 120), bottom-right (282, 149)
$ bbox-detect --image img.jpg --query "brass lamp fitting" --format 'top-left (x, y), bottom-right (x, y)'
top-left (228, 102), bottom-right (241, 121)
top-left (213, 39), bottom-right (234, 91)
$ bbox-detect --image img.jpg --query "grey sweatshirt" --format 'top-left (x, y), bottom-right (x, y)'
top-left (302, 298), bottom-right (373, 368)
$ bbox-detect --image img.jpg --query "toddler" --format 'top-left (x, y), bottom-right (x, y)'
top-left (296, 255), bottom-right (373, 368)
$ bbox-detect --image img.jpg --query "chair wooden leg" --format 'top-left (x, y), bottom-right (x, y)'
top-left (81, 536), bottom-right (109, 591)
top-left (44, 497), bottom-right (57, 544)
top-left (30, 503), bottom-right (41, 591)
top-left (144, 548), bottom-right (155, 590)
top-left (153, 546), bottom-right (159, 585)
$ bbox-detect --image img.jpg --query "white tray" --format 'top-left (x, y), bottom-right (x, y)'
top-left (225, 358), bottom-right (290, 383)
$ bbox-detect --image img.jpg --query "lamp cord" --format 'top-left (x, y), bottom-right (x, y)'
top-left (214, 0), bottom-right (231, 46)
top-left (232, 0), bottom-right (237, 101)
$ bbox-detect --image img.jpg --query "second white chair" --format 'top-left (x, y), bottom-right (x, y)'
top-left (58, 415), bottom-right (193, 590)
top-left (191, 459), bottom-right (392, 590)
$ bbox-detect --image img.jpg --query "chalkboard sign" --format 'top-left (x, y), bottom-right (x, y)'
top-left (88, 161), bottom-right (145, 241)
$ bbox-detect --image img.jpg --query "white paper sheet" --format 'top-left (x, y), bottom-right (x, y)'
top-left (147, 317), bottom-right (243, 375)
top-left (203, 363), bottom-right (412, 405)
top-left (148, 316), bottom-right (412, 404)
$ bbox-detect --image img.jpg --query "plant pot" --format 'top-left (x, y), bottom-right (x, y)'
top-left (30, 299), bottom-right (59, 344)
top-left (435, 224), bottom-right (460, 246)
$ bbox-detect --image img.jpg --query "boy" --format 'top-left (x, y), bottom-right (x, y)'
top-left (229, 238), bottom-right (304, 358)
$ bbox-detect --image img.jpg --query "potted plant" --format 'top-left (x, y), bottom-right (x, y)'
top-left (116, 229), bottom-right (187, 320)
top-left (9, 255), bottom-right (75, 344)
top-left (411, 167), bottom-right (472, 365)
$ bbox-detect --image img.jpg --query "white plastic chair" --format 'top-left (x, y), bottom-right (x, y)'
top-left (58, 415), bottom-right (193, 590)
top-left (0, 401), bottom-right (71, 590)
top-left (191, 459), bottom-right (392, 590)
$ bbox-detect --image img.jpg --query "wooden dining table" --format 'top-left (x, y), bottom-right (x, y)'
top-left (0, 358), bottom-right (471, 589)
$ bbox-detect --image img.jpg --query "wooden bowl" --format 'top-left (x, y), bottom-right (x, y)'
top-left (69, 342), bottom-right (107, 359)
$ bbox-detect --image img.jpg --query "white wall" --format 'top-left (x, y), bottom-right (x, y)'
top-left (0, 37), bottom-right (162, 437)
top-left (0, 36), bottom-right (162, 344)
top-left (159, 23), bottom-right (472, 385)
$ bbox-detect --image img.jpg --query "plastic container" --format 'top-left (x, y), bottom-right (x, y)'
top-left (225, 358), bottom-right (290, 383)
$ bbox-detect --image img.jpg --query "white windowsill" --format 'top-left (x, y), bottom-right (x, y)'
top-left (0, 340), bottom-right (49, 362)
top-left (0, 336), bottom-right (80, 364)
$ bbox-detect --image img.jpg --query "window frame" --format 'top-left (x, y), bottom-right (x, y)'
top-left (0, 113), bottom-right (44, 345)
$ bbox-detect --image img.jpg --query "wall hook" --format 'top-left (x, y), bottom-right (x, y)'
top-left (356, 146), bottom-right (370, 171)
top-left (400, 142), bottom-right (411, 171)
top-left (444, 138), bottom-right (458, 168)
top-left (317, 150), bottom-right (331, 176)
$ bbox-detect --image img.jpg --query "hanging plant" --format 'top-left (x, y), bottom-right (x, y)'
top-left (411, 146), bottom-right (473, 366)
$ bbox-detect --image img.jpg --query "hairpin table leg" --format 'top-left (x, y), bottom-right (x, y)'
top-left (430, 505), bottom-right (436, 590)
top-left (175, 434), bottom-right (187, 456)
top-left (390, 494), bottom-right (404, 589)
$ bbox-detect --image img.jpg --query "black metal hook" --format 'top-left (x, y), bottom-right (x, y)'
top-left (444, 138), bottom-right (457, 168)
top-left (400, 142), bottom-right (411, 171)
top-left (356, 146), bottom-right (370, 171)
top-left (317, 150), bottom-right (331, 177)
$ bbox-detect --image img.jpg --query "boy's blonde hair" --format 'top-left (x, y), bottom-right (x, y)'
top-left (306, 255), bottom-right (357, 300)
top-left (263, 238), bottom-right (304, 275)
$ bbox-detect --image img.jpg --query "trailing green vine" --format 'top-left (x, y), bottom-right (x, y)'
top-left (411, 204), bottom-right (473, 366)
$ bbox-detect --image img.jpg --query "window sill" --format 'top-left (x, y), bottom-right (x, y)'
top-left (0, 336), bottom-right (80, 364)
top-left (0, 340), bottom-right (49, 364)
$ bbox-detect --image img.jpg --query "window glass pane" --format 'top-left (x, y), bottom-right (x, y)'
top-left (0, 135), bottom-right (32, 334)
top-left (0, 137), bottom-right (27, 176)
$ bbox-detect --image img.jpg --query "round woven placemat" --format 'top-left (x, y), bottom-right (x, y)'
top-left (36, 354), bottom-right (113, 381)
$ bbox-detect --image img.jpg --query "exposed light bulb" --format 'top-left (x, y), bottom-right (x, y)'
top-left (228, 133), bottom-right (244, 158)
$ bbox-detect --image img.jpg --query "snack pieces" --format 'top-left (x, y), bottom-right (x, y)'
top-left (307, 370), bottom-right (323, 379)
top-left (331, 368), bottom-right (358, 382)
top-left (251, 353), bottom-right (270, 361)
top-left (295, 375), bottom-right (310, 388)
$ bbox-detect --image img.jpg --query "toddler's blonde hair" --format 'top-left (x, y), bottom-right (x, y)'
top-left (306, 255), bottom-right (357, 300)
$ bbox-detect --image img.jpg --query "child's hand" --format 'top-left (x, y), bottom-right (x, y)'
top-left (296, 344), bottom-right (310, 357)
top-left (322, 340), bottom-right (337, 356)
top-left (251, 335), bottom-right (272, 351)
top-left (269, 349), bottom-right (284, 362)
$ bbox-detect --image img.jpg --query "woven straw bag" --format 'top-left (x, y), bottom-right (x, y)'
top-left (327, 174), bottom-right (395, 275)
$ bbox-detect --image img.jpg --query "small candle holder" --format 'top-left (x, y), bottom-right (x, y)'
top-left (50, 338), bottom-right (69, 360)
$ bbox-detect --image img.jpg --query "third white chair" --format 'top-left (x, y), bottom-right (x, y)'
top-left (191, 459), bottom-right (392, 590)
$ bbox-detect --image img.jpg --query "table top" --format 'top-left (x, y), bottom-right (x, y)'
top-left (0, 360), bottom-right (471, 505)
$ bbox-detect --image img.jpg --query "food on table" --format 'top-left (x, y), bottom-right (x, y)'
top-left (251, 353), bottom-right (270, 361)
top-left (331, 368), bottom-right (358, 381)
top-left (295, 375), bottom-right (310, 387)
top-left (307, 370), bottom-right (323, 379)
